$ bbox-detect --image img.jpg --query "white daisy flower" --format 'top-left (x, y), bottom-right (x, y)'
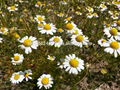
top-left (34, 15), bottom-right (45, 23)
top-left (71, 34), bottom-right (89, 48)
top-left (86, 6), bottom-right (94, 13)
top-left (49, 36), bottom-right (64, 48)
top-left (73, 28), bottom-right (83, 35)
top-left (99, 3), bottom-right (107, 12)
top-left (63, 54), bottom-right (84, 74)
top-left (38, 23), bottom-right (56, 35)
top-left (86, 13), bottom-right (94, 18)
top-left (24, 69), bottom-right (32, 81)
top-left (11, 53), bottom-right (24, 65)
top-left (47, 55), bottom-right (56, 61)
top-left (35, 1), bottom-right (42, 7)
top-left (19, 36), bottom-right (39, 54)
top-left (37, 74), bottom-right (53, 89)
top-left (98, 39), bottom-right (107, 47)
top-left (104, 27), bottom-right (120, 40)
top-left (65, 22), bottom-right (78, 33)
top-left (0, 37), bottom-right (3, 43)
top-left (64, 17), bottom-right (72, 23)
top-left (0, 27), bottom-right (8, 35)
top-left (112, 1), bottom-right (120, 9)
top-left (10, 71), bottom-right (24, 84)
top-left (104, 39), bottom-right (120, 58)
top-left (7, 4), bottom-right (18, 12)
top-left (112, 20), bottom-right (120, 30)
top-left (57, 12), bottom-right (64, 17)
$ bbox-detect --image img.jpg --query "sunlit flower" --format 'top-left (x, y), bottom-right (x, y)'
top-left (35, 1), bottom-right (43, 7)
top-left (0, 27), bottom-right (8, 35)
top-left (38, 23), bottom-right (56, 35)
top-left (8, 4), bottom-right (18, 12)
top-left (47, 55), bottom-right (56, 61)
top-left (24, 69), bottom-right (32, 81)
top-left (86, 6), bottom-right (94, 13)
top-left (104, 39), bottom-right (120, 58)
top-left (65, 22), bottom-right (78, 33)
top-left (49, 36), bottom-right (64, 47)
top-left (37, 74), bottom-right (53, 89)
top-left (63, 54), bottom-right (84, 74)
top-left (10, 71), bottom-right (24, 84)
top-left (104, 27), bottom-right (120, 40)
top-left (71, 34), bottom-right (89, 48)
top-left (19, 36), bottom-right (39, 54)
top-left (98, 39), bottom-right (107, 47)
top-left (34, 15), bottom-right (45, 23)
top-left (99, 3), bottom-right (107, 12)
top-left (57, 12), bottom-right (64, 17)
top-left (57, 28), bottom-right (64, 33)
top-left (11, 53), bottom-right (24, 65)
top-left (86, 13), bottom-right (93, 18)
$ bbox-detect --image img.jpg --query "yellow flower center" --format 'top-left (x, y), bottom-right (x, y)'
top-left (66, 17), bottom-right (71, 21)
top-left (38, 17), bottom-right (43, 22)
top-left (57, 28), bottom-right (63, 32)
top-left (1, 27), bottom-right (5, 32)
top-left (25, 73), bottom-right (29, 78)
top-left (10, 6), bottom-right (15, 10)
top-left (114, 2), bottom-right (120, 5)
top-left (14, 74), bottom-right (20, 80)
top-left (23, 39), bottom-right (32, 47)
top-left (66, 23), bottom-right (74, 30)
top-left (69, 59), bottom-right (79, 68)
top-left (117, 20), bottom-right (120, 26)
top-left (41, 78), bottom-right (49, 85)
top-left (53, 37), bottom-right (60, 42)
top-left (102, 40), bottom-right (106, 43)
top-left (14, 56), bottom-right (20, 61)
top-left (110, 28), bottom-right (118, 36)
top-left (37, 1), bottom-right (42, 6)
top-left (110, 42), bottom-right (119, 49)
top-left (13, 33), bottom-right (20, 39)
top-left (76, 35), bottom-right (84, 42)
top-left (44, 24), bottom-right (51, 30)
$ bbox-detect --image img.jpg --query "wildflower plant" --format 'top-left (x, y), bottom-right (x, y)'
top-left (0, 0), bottom-right (120, 89)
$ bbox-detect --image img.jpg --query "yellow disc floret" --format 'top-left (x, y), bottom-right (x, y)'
top-left (66, 23), bottom-right (74, 30)
top-left (41, 78), bottom-right (49, 85)
top-left (117, 20), bottom-right (120, 26)
top-left (14, 74), bottom-right (20, 80)
top-left (110, 41), bottom-right (119, 49)
top-left (76, 35), bottom-right (84, 42)
top-left (44, 24), bottom-right (51, 30)
top-left (53, 38), bottom-right (60, 42)
top-left (23, 39), bottom-right (32, 47)
top-left (110, 28), bottom-right (118, 36)
top-left (10, 6), bottom-right (15, 10)
top-left (69, 59), bottom-right (79, 68)
top-left (14, 56), bottom-right (20, 61)
top-left (38, 17), bottom-right (43, 22)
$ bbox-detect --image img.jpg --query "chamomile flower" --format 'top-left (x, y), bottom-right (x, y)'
top-left (49, 36), bottom-right (63, 48)
top-left (38, 23), bottom-right (56, 35)
top-left (57, 12), bottom-right (64, 17)
top-left (98, 39), bottom-right (107, 47)
top-left (24, 69), bottom-right (32, 81)
top-left (0, 37), bottom-right (3, 43)
top-left (86, 6), bottom-right (94, 13)
top-left (71, 34), bottom-right (89, 48)
top-left (64, 16), bottom-right (72, 23)
top-left (11, 53), bottom-right (24, 65)
top-left (65, 22), bottom-right (78, 33)
top-left (34, 15), bottom-right (45, 23)
top-left (112, 1), bottom-right (120, 9)
top-left (47, 55), bottom-right (56, 61)
top-left (99, 3), bottom-right (107, 12)
top-left (63, 54), bottom-right (84, 74)
top-left (104, 39), bottom-right (120, 58)
top-left (86, 13), bottom-right (94, 18)
top-left (7, 4), bottom-right (18, 12)
top-left (73, 28), bottom-right (83, 35)
top-left (104, 27), bottom-right (120, 40)
top-left (35, 1), bottom-right (42, 7)
top-left (10, 71), bottom-right (24, 84)
top-left (19, 36), bottom-right (39, 54)
top-left (57, 28), bottom-right (64, 33)
top-left (37, 74), bottom-right (53, 89)
top-left (0, 27), bottom-right (8, 35)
